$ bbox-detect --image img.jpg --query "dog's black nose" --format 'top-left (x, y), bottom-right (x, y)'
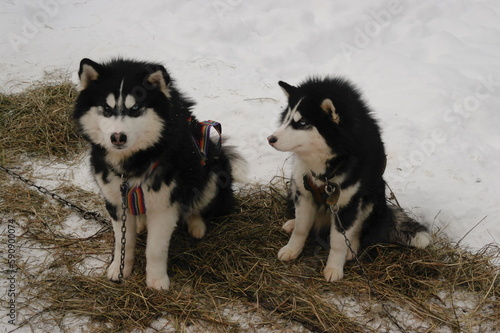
top-left (267, 135), bottom-right (278, 145)
top-left (111, 132), bottom-right (127, 146)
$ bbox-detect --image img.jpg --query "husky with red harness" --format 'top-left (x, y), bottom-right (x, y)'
top-left (74, 58), bottom-right (246, 290)
top-left (268, 77), bottom-right (431, 282)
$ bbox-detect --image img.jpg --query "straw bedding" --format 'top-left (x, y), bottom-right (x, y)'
top-left (0, 82), bottom-right (498, 332)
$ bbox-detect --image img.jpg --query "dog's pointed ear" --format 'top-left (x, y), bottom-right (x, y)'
top-left (146, 66), bottom-right (171, 98)
top-left (278, 81), bottom-right (297, 98)
top-left (321, 98), bottom-right (339, 124)
top-left (78, 58), bottom-right (102, 91)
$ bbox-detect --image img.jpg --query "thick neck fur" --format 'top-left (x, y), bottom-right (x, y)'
top-left (294, 148), bottom-right (349, 184)
top-left (295, 144), bottom-right (336, 177)
top-left (104, 148), bottom-right (134, 175)
top-left (94, 143), bottom-right (161, 179)
top-left (294, 149), bottom-right (333, 177)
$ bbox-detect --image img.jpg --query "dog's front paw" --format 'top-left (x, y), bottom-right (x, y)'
top-left (323, 266), bottom-right (344, 282)
top-left (282, 219), bottom-right (296, 234)
top-left (278, 245), bottom-right (301, 261)
top-left (107, 259), bottom-right (132, 282)
top-left (146, 274), bottom-right (170, 290)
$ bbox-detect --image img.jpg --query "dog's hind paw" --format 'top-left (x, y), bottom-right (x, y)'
top-left (282, 219), bottom-right (296, 233)
top-left (278, 245), bottom-right (301, 261)
top-left (323, 266), bottom-right (344, 282)
top-left (411, 231), bottom-right (432, 248)
top-left (188, 215), bottom-right (206, 239)
top-left (147, 274), bottom-right (170, 290)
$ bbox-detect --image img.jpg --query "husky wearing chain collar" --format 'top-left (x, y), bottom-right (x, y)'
top-left (268, 77), bottom-right (431, 282)
top-left (74, 58), bottom-right (246, 290)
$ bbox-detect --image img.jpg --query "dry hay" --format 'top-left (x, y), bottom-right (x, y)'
top-left (3, 182), bottom-right (499, 333)
top-left (1, 82), bottom-right (499, 332)
top-left (0, 81), bottom-right (85, 165)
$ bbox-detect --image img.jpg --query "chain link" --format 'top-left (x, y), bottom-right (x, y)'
top-left (1, 164), bottom-right (129, 283)
top-left (1, 164), bottom-right (110, 226)
top-left (3, 163), bottom-right (405, 328)
top-left (1, 164), bottom-right (130, 283)
top-left (331, 205), bottom-right (373, 286)
top-left (331, 204), bottom-right (406, 333)
top-left (118, 175), bottom-right (128, 282)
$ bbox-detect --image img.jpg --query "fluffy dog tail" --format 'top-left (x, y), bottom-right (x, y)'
top-left (221, 144), bottom-right (249, 184)
top-left (388, 206), bottom-right (431, 248)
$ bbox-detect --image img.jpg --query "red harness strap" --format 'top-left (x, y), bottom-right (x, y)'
top-left (188, 117), bottom-right (222, 165)
top-left (196, 120), bottom-right (222, 165)
top-left (303, 175), bottom-right (328, 206)
top-left (122, 161), bottom-right (160, 216)
top-left (123, 117), bottom-right (224, 216)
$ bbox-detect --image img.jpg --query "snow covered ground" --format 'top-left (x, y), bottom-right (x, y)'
top-left (1, 0), bottom-right (499, 331)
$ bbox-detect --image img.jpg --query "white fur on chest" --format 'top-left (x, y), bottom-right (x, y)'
top-left (95, 172), bottom-right (122, 206)
top-left (94, 171), bottom-right (175, 210)
top-left (94, 168), bottom-right (218, 216)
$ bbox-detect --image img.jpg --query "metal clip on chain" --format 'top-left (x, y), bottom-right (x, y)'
top-left (324, 178), bottom-right (340, 213)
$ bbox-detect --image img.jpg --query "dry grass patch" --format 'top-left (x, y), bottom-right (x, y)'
top-left (0, 81), bottom-right (85, 165)
top-left (0, 82), bottom-right (498, 333)
top-left (2, 182), bottom-right (498, 333)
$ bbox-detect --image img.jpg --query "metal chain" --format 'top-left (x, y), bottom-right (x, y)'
top-left (0, 164), bottom-right (110, 226)
top-left (1, 164), bottom-right (128, 283)
top-left (330, 204), bottom-right (406, 333)
top-left (2, 162), bottom-right (404, 328)
top-left (118, 175), bottom-right (128, 282)
top-left (385, 181), bottom-right (402, 208)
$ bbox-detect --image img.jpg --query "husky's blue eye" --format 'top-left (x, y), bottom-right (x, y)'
top-left (292, 118), bottom-right (310, 130)
top-left (102, 104), bottom-right (113, 117)
top-left (128, 104), bottom-right (143, 117)
top-left (298, 119), bottom-right (309, 127)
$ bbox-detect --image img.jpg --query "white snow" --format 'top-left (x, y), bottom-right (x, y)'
top-left (1, 0), bottom-right (499, 330)
top-left (2, 0), bottom-right (499, 251)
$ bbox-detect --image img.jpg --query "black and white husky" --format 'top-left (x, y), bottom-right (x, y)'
top-left (268, 77), bottom-right (431, 282)
top-left (74, 58), bottom-right (245, 290)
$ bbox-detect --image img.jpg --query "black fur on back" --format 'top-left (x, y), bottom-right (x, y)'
top-left (283, 77), bottom-right (427, 247)
top-left (283, 77), bottom-right (387, 183)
